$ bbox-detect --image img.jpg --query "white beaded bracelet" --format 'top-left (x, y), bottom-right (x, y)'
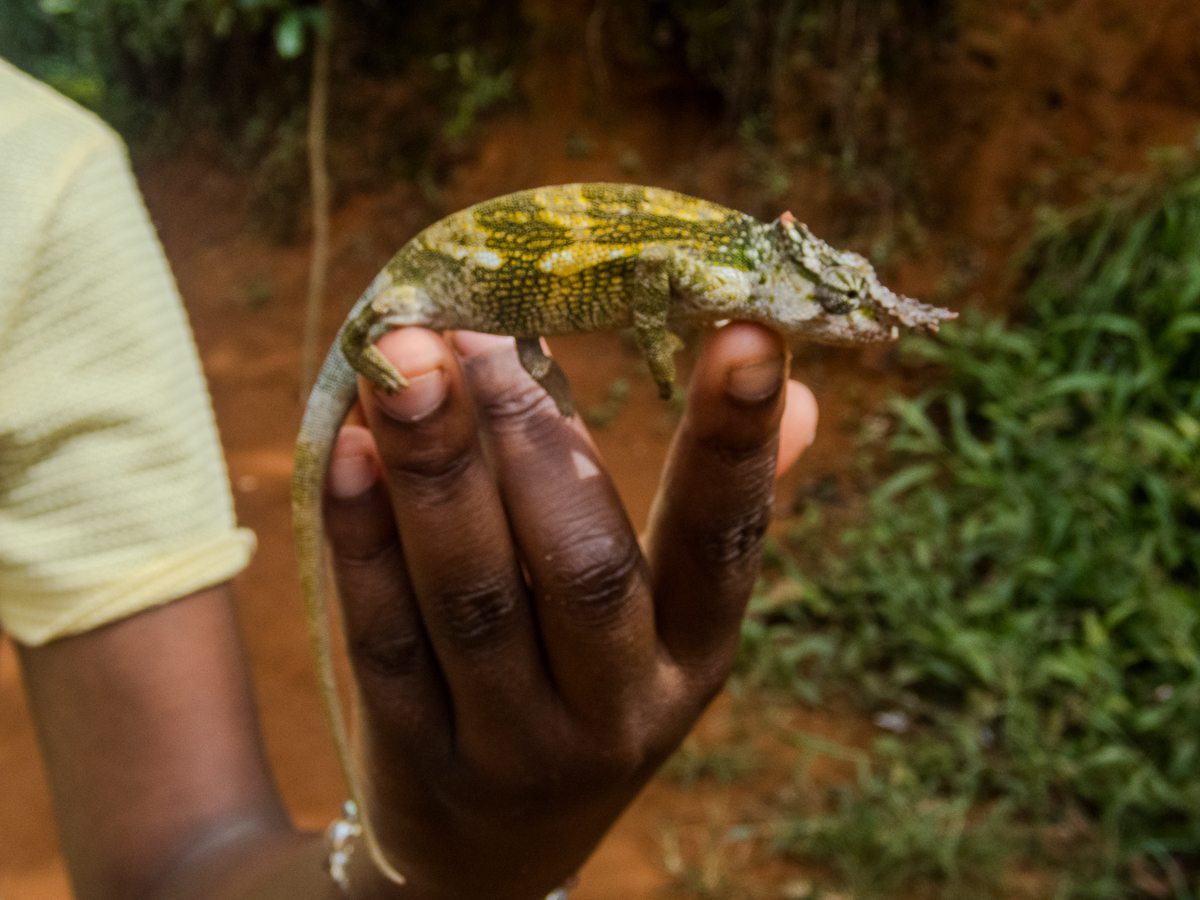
top-left (325, 800), bottom-right (362, 893)
top-left (325, 802), bottom-right (576, 899)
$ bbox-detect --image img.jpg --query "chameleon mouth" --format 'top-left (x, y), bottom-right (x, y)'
top-left (799, 311), bottom-right (903, 345)
top-left (872, 284), bottom-right (957, 332)
top-left (792, 290), bottom-right (956, 345)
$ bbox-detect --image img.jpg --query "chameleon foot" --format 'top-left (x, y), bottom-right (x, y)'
top-left (517, 337), bottom-right (576, 417)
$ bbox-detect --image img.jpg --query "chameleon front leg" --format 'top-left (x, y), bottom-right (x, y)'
top-left (516, 337), bottom-right (577, 417)
top-left (340, 314), bottom-right (408, 393)
top-left (339, 282), bottom-right (431, 393)
top-left (630, 246), bottom-right (685, 400)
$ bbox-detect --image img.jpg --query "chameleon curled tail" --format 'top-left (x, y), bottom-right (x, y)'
top-left (293, 333), bottom-right (409, 885)
top-left (292, 182), bottom-right (957, 886)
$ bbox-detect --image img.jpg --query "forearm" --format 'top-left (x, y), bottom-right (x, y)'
top-left (146, 829), bottom-right (340, 900)
top-left (18, 585), bottom-right (324, 900)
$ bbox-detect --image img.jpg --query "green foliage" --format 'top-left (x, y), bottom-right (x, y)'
top-left (592, 0), bottom-right (948, 235)
top-left (0, 0), bottom-right (316, 136)
top-left (2, 1), bottom-right (527, 235)
top-left (597, 0), bottom-right (951, 127)
top-left (661, 735), bottom-right (759, 786)
top-left (740, 156), bottom-right (1200, 896)
top-left (583, 378), bottom-right (631, 429)
top-left (249, 2), bottom-right (328, 60)
top-left (431, 49), bottom-right (514, 142)
top-left (778, 734), bottom-right (1012, 900)
top-left (1, 1), bottom-right (525, 150)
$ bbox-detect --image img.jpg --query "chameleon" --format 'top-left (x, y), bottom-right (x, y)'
top-left (292, 182), bottom-right (956, 883)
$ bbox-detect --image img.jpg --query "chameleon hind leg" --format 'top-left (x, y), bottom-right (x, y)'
top-left (516, 337), bottom-right (576, 417)
top-left (631, 248), bottom-right (685, 400)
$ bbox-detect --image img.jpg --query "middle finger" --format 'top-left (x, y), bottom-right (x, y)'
top-left (359, 328), bottom-right (553, 756)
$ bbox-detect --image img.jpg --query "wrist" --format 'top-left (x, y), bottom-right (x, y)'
top-left (327, 803), bottom-right (576, 900)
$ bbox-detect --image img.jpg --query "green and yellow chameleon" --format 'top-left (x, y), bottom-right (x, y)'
top-left (292, 183), bottom-right (955, 883)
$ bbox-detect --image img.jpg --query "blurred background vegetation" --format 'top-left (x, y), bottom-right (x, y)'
top-left (0, 0), bottom-right (949, 237)
top-left (740, 157), bottom-right (1200, 898)
top-left (3, 2), bottom-right (1198, 898)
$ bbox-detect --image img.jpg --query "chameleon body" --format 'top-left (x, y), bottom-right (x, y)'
top-left (292, 183), bottom-right (955, 883)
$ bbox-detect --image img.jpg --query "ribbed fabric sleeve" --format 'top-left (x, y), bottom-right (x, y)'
top-left (0, 58), bottom-right (255, 645)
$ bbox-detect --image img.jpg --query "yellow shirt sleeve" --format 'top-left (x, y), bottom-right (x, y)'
top-left (0, 59), bottom-right (255, 645)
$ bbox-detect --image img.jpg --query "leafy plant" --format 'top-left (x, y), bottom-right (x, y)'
top-left (661, 735), bottom-right (759, 786)
top-left (2, 1), bottom-right (526, 152)
top-left (740, 153), bottom-right (1200, 897)
top-left (0, 0), bottom-right (327, 139)
top-left (777, 734), bottom-right (1013, 900)
top-left (431, 49), bottom-right (514, 142)
top-left (584, 377), bottom-right (631, 429)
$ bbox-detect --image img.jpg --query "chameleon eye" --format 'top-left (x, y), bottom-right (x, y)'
top-left (814, 283), bottom-right (856, 315)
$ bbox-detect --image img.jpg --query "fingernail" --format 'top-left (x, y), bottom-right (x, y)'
top-left (375, 367), bottom-right (447, 421)
top-left (727, 356), bottom-right (784, 403)
top-left (329, 449), bottom-right (377, 498)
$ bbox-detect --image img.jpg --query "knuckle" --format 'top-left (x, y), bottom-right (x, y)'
top-left (695, 500), bottom-right (772, 569)
top-left (544, 528), bottom-right (644, 628)
top-left (347, 591), bottom-right (426, 680)
top-left (352, 627), bottom-right (426, 680)
top-left (427, 576), bottom-right (521, 651)
top-left (385, 442), bottom-right (476, 495)
top-left (477, 377), bottom-right (559, 425)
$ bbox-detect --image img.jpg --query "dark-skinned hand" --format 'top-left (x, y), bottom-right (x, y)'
top-left (322, 322), bottom-right (818, 900)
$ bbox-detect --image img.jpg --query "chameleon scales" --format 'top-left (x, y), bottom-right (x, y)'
top-left (292, 182), bottom-right (955, 883)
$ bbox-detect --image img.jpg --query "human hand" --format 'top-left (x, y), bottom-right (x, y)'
top-left (322, 323), bottom-right (817, 900)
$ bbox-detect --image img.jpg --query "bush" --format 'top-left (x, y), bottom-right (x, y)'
top-left (0, 2), bottom-right (525, 147)
top-left (742, 155), bottom-right (1200, 897)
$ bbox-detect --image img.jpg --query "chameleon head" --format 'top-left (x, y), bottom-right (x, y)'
top-left (775, 211), bottom-right (955, 342)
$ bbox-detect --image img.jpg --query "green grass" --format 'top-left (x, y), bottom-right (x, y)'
top-left (660, 735), bottom-right (759, 786)
top-left (736, 152), bottom-right (1200, 898)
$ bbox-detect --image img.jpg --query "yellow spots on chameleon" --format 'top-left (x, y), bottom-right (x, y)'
top-left (535, 184), bottom-right (594, 231)
top-left (643, 187), bottom-right (733, 223)
top-left (438, 243), bottom-right (506, 269)
top-left (540, 209), bottom-right (595, 231)
top-left (538, 242), bottom-right (641, 277)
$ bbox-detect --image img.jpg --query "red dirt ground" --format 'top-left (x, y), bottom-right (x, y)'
top-left (3, 1), bottom-right (1199, 896)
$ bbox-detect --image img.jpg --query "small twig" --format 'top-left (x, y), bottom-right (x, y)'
top-left (300, 0), bottom-right (333, 400)
top-left (585, 0), bottom-right (610, 99)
